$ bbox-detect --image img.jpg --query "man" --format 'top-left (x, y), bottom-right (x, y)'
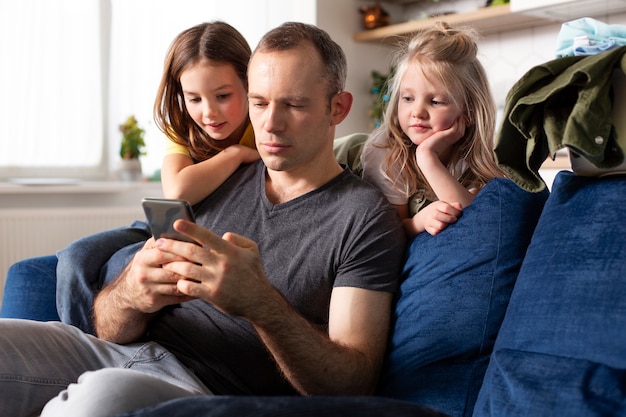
top-left (0, 22), bottom-right (405, 416)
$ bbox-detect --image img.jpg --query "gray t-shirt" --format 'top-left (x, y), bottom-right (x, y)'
top-left (148, 160), bottom-right (406, 395)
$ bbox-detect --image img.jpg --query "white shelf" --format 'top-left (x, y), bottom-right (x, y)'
top-left (354, 1), bottom-right (626, 43)
top-left (353, 4), bottom-right (554, 43)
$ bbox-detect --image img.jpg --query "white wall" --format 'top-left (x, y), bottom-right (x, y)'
top-left (317, 2), bottom-right (626, 129)
top-left (479, 12), bottom-right (626, 108)
top-left (316, 0), bottom-right (398, 137)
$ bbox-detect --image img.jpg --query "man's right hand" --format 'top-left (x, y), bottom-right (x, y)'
top-left (93, 238), bottom-right (195, 343)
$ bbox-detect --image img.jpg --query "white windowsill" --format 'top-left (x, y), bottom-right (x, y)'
top-left (0, 180), bottom-right (162, 195)
top-left (0, 180), bottom-right (163, 209)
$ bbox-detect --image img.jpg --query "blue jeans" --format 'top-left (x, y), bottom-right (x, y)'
top-left (0, 319), bottom-right (210, 417)
top-left (55, 220), bottom-right (151, 334)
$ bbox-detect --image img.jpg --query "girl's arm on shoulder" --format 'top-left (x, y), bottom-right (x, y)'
top-left (161, 145), bottom-right (259, 205)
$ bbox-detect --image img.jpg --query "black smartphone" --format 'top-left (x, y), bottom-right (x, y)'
top-left (141, 198), bottom-right (197, 244)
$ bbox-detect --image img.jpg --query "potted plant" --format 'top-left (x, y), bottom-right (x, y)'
top-left (368, 68), bottom-right (394, 129)
top-left (118, 115), bottom-right (146, 181)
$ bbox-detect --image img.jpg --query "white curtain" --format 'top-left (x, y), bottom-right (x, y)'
top-left (0, 0), bottom-right (107, 179)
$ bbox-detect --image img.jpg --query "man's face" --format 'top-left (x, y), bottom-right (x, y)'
top-left (247, 43), bottom-right (333, 173)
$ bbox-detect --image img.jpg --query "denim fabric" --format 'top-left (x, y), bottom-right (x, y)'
top-left (474, 171), bottom-right (626, 417)
top-left (477, 350), bottom-right (626, 416)
top-left (0, 255), bottom-right (59, 321)
top-left (56, 220), bottom-right (151, 334)
top-left (377, 178), bottom-right (549, 417)
top-left (115, 396), bottom-right (451, 417)
top-left (0, 320), bottom-right (209, 417)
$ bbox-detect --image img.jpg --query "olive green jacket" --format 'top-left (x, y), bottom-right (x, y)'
top-left (495, 46), bottom-right (626, 192)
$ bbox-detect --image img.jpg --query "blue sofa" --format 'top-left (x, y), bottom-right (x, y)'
top-left (2, 171), bottom-right (625, 417)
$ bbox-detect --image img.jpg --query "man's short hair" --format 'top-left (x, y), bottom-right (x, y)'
top-left (253, 22), bottom-right (347, 102)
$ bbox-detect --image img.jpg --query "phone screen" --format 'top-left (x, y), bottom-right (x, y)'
top-left (141, 198), bottom-right (197, 244)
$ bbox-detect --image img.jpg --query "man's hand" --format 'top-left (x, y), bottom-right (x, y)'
top-left (93, 237), bottom-right (195, 342)
top-left (155, 219), bottom-right (273, 319)
top-left (122, 238), bottom-right (197, 313)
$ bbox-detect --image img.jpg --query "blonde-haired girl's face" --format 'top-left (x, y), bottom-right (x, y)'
top-left (397, 65), bottom-right (463, 146)
top-left (180, 60), bottom-right (248, 142)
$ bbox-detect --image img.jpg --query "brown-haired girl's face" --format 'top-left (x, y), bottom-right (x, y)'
top-left (397, 64), bottom-right (463, 147)
top-left (180, 60), bottom-right (248, 142)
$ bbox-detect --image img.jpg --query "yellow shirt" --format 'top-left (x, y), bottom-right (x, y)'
top-left (165, 122), bottom-right (255, 157)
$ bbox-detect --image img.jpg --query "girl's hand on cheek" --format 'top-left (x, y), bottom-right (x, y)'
top-left (416, 117), bottom-right (466, 164)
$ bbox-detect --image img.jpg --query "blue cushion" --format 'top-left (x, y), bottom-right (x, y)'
top-left (0, 255), bottom-right (60, 321)
top-left (377, 178), bottom-right (549, 417)
top-left (474, 171), bottom-right (626, 417)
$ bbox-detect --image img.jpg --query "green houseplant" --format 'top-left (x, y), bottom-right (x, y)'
top-left (118, 115), bottom-right (146, 181)
top-left (119, 115), bottom-right (146, 160)
top-left (369, 68), bottom-right (394, 129)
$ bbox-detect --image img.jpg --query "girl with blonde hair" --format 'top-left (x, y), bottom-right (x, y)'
top-left (362, 22), bottom-right (504, 237)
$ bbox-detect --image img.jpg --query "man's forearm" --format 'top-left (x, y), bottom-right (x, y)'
top-left (93, 267), bottom-right (155, 343)
top-left (250, 291), bottom-right (380, 396)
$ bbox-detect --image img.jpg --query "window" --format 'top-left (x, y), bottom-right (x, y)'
top-left (0, 0), bottom-right (107, 179)
top-left (0, 0), bottom-right (319, 181)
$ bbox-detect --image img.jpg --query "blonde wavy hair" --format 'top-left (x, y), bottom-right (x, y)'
top-left (378, 22), bottom-right (504, 200)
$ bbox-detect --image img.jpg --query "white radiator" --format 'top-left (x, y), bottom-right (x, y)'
top-left (0, 207), bottom-right (144, 308)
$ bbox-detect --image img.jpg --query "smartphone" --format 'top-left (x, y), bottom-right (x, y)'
top-left (141, 198), bottom-right (197, 244)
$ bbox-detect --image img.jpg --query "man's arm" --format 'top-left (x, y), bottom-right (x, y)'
top-left (93, 240), bottom-right (194, 343)
top-left (253, 286), bottom-right (393, 395)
